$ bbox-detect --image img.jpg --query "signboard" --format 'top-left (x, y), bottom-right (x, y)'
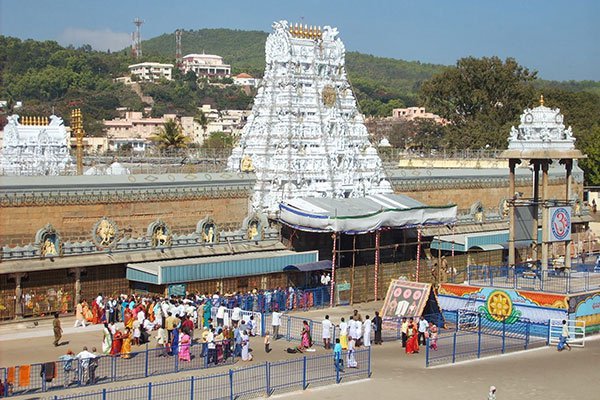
top-left (515, 205), bottom-right (536, 248)
top-left (168, 284), bottom-right (187, 297)
top-left (548, 206), bottom-right (571, 242)
top-left (381, 279), bottom-right (431, 319)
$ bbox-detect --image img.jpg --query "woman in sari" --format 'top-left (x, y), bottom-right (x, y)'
top-left (83, 300), bottom-right (93, 323)
top-left (124, 307), bottom-right (134, 330)
top-left (222, 327), bottom-right (231, 361)
top-left (178, 330), bottom-right (191, 362)
top-left (121, 328), bottom-right (132, 359)
top-left (170, 327), bottom-right (180, 356)
top-left (102, 323), bottom-right (113, 355)
top-left (215, 327), bottom-right (224, 363)
top-left (111, 330), bottom-right (123, 356)
top-left (428, 322), bottom-right (438, 351)
top-left (300, 320), bottom-right (312, 350)
top-left (406, 319), bottom-right (419, 354)
top-left (203, 301), bottom-right (212, 328)
top-left (241, 330), bottom-right (252, 361)
top-left (91, 300), bottom-right (100, 324)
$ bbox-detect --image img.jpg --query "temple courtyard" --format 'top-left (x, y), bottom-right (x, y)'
top-left (1, 301), bottom-right (597, 400)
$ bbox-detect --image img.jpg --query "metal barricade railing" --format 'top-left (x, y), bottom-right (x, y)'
top-left (46, 348), bottom-right (372, 400)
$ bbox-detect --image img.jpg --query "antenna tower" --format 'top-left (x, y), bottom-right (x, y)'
top-left (132, 17), bottom-right (144, 59)
top-left (175, 29), bottom-right (182, 68)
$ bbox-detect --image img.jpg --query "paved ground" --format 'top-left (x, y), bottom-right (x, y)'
top-left (1, 302), bottom-right (598, 399)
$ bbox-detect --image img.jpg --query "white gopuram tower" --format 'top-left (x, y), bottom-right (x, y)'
top-left (1, 115), bottom-right (73, 175)
top-left (228, 20), bottom-right (392, 213)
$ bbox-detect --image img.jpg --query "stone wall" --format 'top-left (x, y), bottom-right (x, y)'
top-left (0, 195), bottom-right (249, 247)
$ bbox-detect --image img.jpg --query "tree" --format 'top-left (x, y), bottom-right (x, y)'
top-left (150, 119), bottom-right (190, 149)
top-left (194, 110), bottom-right (208, 134)
top-left (202, 131), bottom-right (233, 149)
top-left (420, 56), bottom-right (537, 149)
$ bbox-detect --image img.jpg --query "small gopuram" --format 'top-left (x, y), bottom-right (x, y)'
top-left (1, 114), bottom-right (73, 175)
top-left (500, 96), bottom-right (585, 270)
top-left (228, 21), bottom-right (391, 213)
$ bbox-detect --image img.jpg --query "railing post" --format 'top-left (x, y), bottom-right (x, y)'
top-left (502, 319), bottom-right (506, 354)
top-left (144, 345), bottom-right (149, 377)
top-left (286, 317), bottom-right (291, 341)
top-left (102, 388), bottom-right (107, 400)
top-left (111, 354), bottom-right (116, 382)
top-left (175, 350), bottom-right (179, 373)
top-left (541, 271), bottom-right (544, 292)
top-left (302, 356), bottom-right (307, 388)
top-left (261, 312), bottom-right (266, 337)
top-left (42, 366), bottom-right (47, 392)
top-left (190, 376), bottom-right (194, 400)
top-left (265, 362), bottom-right (270, 396)
top-left (452, 333), bottom-right (457, 363)
top-left (368, 347), bottom-right (372, 377)
top-left (147, 382), bottom-right (152, 400)
top-left (3, 368), bottom-right (8, 397)
top-left (525, 321), bottom-right (530, 350)
top-left (335, 353), bottom-right (340, 384)
top-left (425, 338), bottom-right (430, 367)
top-left (477, 314), bottom-right (482, 358)
top-left (229, 369), bottom-right (234, 400)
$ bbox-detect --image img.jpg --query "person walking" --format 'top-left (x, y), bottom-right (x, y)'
top-left (488, 386), bottom-right (497, 400)
top-left (333, 338), bottom-right (344, 372)
top-left (372, 311), bottom-right (383, 345)
top-left (322, 315), bottom-right (332, 349)
top-left (271, 308), bottom-right (282, 340)
top-left (264, 331), bottom-right (271, 353)
top-left (53, 313), bottom-right (63, 347)
top-left (74, 301), bottom-right (87, 328)
top-left (557, 320), bottom-right (572, 351)
top-left (400, 317), bottom-right (408, 348)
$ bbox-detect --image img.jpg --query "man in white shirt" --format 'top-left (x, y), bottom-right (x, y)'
top-left (418, 316), bottom-right (429, 346)
top-left (206, 328), bottom-right (217, 365)
top-left (271, 309), bottom-right (282, 340)
top-left (216, 304), bottom-right (226, 327)
top-left (231, 305), bottom-right (242, 326)
top-left (363, 315), bottom-right (372, 347)
top-left (76, 346), bottom-right (97, 385)
top-left (322, 315), bottom-right (333, 349)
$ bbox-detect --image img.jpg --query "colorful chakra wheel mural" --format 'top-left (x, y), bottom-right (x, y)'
top-left (478, 290), bottom-right (522, 323)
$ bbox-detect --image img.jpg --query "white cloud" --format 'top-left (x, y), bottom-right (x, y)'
top-left (58, 28), bottom-right (130, 52)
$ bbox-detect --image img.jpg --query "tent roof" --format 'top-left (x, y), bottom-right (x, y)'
top-left (283, 260), bottom-right (332, 272)
top-left (279, 193), bottom-right (457, 233)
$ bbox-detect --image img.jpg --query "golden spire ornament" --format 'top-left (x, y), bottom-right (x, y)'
top-left (540, 94), bottom-right (545, 106)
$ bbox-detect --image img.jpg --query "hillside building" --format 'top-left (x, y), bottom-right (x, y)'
top-left (392, 107), bottom-right (447, 124)
top-left (128, 62), bottom-right (174, 82)
top-left (181, 53), bottom-right (231, 77)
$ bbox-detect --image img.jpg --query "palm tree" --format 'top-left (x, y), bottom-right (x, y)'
top-left (150, 119), bottom-right (190, 150)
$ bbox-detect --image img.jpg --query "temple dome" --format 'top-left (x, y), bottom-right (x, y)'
top-left (507, 96), bottom-right (575, 151)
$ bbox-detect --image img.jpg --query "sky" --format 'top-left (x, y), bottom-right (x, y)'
top-left (1, 0), bottom-right (599, 81)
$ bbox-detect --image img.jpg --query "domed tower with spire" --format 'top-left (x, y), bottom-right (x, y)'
top-left (500, 95), bottom-right (585, 271)
top-left (228, 20), bottom-right (391, 214)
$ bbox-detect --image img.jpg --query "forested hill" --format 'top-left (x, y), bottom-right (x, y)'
top-left (141, 28), bottom-right (448, 109)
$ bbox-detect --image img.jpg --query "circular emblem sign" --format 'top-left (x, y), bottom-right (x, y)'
top-left (551, 207), bottom-right (571, 241)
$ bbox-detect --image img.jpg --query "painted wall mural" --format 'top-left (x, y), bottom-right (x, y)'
top-left (569, 291), bottom-right (600, 333)
top-left (439, 283), bottom-right (568, 324)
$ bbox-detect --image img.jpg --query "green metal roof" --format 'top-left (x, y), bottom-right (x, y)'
top-left (126, 250), bottom-right (319, 285)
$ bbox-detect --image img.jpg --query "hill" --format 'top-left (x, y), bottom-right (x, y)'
top-left (140, 28), bottom-right (448, 112)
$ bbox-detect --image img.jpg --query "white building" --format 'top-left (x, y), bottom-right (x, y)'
top-left (128, 62), bottom-right (173, 82)
top-left (233, 73), bottom-right (260, 88)
top-left (181, 53), bottom-right (231, 77)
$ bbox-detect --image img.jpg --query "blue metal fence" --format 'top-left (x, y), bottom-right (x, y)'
top-left (1, 341), bottom-right (237, 397)
top-left (467, 264), bottom-right (600, 294)
top-left (426, 311), bottom-right (549, 367)
top-left (45, 349), bottom-right (371, 400)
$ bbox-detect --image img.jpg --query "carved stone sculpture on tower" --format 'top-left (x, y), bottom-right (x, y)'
top-left (228, 20), bottom-right (391, 213)
top-left (1, 114), bottom-right (73, 175)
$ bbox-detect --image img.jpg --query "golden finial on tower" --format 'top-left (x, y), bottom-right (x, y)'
top-left (317, 26), bottom-right (322, 39)
top-left (310, 26), bottom-right (315, 39)
top-left (539, 94), bottom-right (545, 106)
top-left (293, 23), bottom-right (298, 36)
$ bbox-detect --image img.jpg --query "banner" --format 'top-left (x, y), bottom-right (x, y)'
top-left (548, 206), bottom-right (571, 242)
top-left (381, 279), bottom-right (431, 319)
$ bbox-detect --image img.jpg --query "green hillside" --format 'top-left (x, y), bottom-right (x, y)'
top-left (141, 28), bottom-right (447, 111)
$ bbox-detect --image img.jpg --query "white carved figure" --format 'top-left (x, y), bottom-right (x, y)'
top-left (1, 114), bottom-right (73, 175)
top-left (228, 20), bottom-right (390, 213)
top-left (507, 99), bottom-right (576, 151)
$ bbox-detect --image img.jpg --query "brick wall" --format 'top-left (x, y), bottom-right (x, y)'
top-left (0, 196), bottom-right (249, 247)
